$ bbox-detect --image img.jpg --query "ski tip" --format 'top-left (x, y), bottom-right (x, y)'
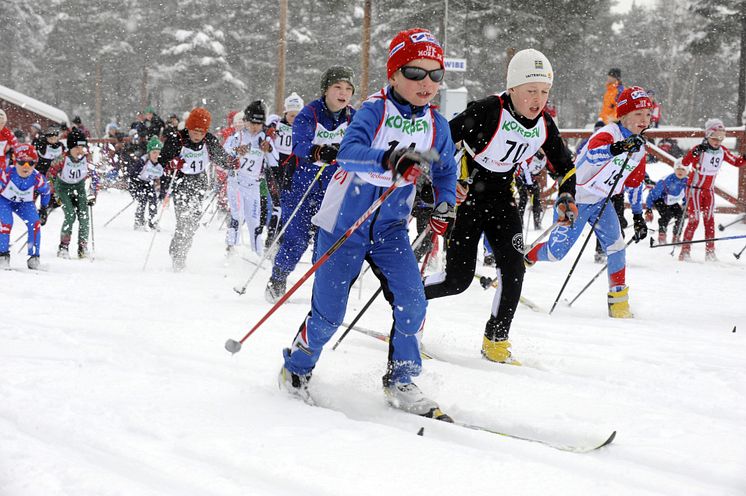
top-left (225, 339), bottom-right (242, 354)
top-left (417, 427), bottom-right (425, 436)
top-left (597, 430), bottom-right (617, 449)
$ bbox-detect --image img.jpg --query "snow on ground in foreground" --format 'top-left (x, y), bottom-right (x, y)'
top-left (2, 189), bottom-right (745, 496)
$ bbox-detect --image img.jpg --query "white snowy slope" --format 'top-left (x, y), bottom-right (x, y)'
top-left (1, 189), bottom-right (745, 496)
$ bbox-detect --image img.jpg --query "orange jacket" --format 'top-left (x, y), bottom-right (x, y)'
top-left (599, 81), bottom-right (622, 124)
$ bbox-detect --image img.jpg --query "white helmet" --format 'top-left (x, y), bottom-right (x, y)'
top-left (506, 49), bottom-right (553, 89)
top-left (673, 159), bottom-right (691, 174)
top-left (284, 92), bottom-right (304, 113)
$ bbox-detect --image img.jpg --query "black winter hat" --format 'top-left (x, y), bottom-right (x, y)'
top-left (67, 128), bottom-right (87, 149)
top-left (320, 66), bottom-right (355, 95)
top-left (243, 100), bottom-right (266, 124)
top-left (607, 68), bottom-right (622, 79)
top-left (44, 125), bottom-right (59, 136)
top-left (72, 115), bottom-right (82, 125)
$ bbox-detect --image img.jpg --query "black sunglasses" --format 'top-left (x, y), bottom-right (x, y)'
top-left (399, 66), bottom-right (445, 83)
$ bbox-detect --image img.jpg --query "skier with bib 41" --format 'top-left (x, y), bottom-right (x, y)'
top-left (279, 28), bottom-right (457, 420)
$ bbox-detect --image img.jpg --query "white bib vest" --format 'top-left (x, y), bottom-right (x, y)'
top-left (180, 145), bottom-right (209, 175)
top-left (575, 124), bottom-right (646, 204)
top-left (138, 157), bottom-right (164, 182)
top-left (1, 178), bottom-right (34, 202)
top-left (58, 156), bottom-right (89, 184)
top-left (473, 107), bottom-right (547, 173)
top-left (42, 144), bottom-right (63, 161)
top-left (698, 149), bottom-right (724, 176)
top-left (358, 98), bottom-right (435, 187)
top-left (312, 121), bottom-right (347, 167)
top-left (275, 121), bottom-right (293, 156)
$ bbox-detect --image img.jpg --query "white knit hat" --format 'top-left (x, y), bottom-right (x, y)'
top-left (704, 118), bottom-right (725, 137)
top-left (284, 92), bottom-right (304, 113)
top-left (673, 158), bottom-right (691, 174)
top-left (507, 49), bottom-right (553, 89)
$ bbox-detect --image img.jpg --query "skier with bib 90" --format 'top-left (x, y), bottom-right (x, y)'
top-left (424, 48), bottom-right (576, 365)
top-left (279, 28), bottom-right (457, 420)
top-left (525, 86), bottom-right (653, 318)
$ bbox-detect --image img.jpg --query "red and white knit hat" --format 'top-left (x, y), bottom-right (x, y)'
top-left (387, 28), bottom-right (444, 79)
top-left (14, 143), bottom-right (38, 164)
top-left (616, 86), bottom-right (653, 118)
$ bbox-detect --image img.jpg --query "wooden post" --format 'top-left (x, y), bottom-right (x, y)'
top-left (94, 62), bottom-right (102, 138)
top-left (275, 0), bottom-right (288, 115)
top-left (360, 0), bottom-right (371, 99)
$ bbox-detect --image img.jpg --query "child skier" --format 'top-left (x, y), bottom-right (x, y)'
top-left (279, 28), bottom-right (456, 419)
top-left (158, 107), bottom-right (228, 271)
top-left (47, 128), bottom-right (98, 259)
top-left (265, 67), bottom-right (356, 302)
top-left (223, 101), bottom-right (278, 256)
top-left (526, 86), bottom-right (653, 318)
top-left (424, 48), bottom-right (576, 364)
top-left (0, 144), bottom-right (51, 269)
top-left (129, 136), bottom-right (164, 230)
top-left (0, 109), bottom-right (19, 169)
top-left (33, 125), bottom-right (65, 176)
top-left (645, 159), bottom-right (689, 245)
top-left (679, 118), bottom-right (745, 261)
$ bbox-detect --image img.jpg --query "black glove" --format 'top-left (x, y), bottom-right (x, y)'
top-left (87, 196), bottom-right (96, 207)
top-left (429, 202), bottom-right (456, 236)
top-left (38, 206), bottom-right (48, 226)
top-left (383, 148), bottom-right (428, 182)
top-left (610, 135), bottom-right (645, 156)
top-left (554, 192), bottom-right (578, 225)
top-left (691, 140), bottom-right (708, 158)
top-left (633, 213), bottom-right (648, 242)
top-left (311, 144), bottom-right (339, 164)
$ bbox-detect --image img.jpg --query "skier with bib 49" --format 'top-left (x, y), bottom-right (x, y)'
top-left (424, 49), bottom-right (576, 364)
top-left (279, 28), bottom-right (457, 420)
top-left (525, 86), bottom-right (653, 318)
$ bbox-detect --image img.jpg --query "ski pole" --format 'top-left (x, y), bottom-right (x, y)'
top-left (566, 237), bottom-right (636, 307)
top-left (225, 175), bottom-right (412, 354)
top-left (195, 190), bottom-right (219, 225)
top-left (523, 220), bottom-right (560, 254)
top-left (103, 199), bottom-right (135, 227)
top-left (649, 233), bottom-right (746, 248)
top-left (717, 214), bottom-right (746, 232)
top-left (142, 175), bottom-right (178, 271)
top-left (89, 204), bottom-right (95, 261)
top-left (10, 230), bottom-right (26, 248)
top-left (734, 242), bottom-right (746, 259)
top-left (232, 164), bottom-right (328, 296)
top-left (331, 225), bottom-right (433, 352)
top-left (549, 149), bottom-right (636, 315)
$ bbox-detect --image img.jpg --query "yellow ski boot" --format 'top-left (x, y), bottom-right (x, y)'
top-left (608, 286), bottom-right (634, 318)
top-left (481, 337), bottom-right (521, 365)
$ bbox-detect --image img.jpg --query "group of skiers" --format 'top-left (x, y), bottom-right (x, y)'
top-left (1, 27), bottom-right (745, 419)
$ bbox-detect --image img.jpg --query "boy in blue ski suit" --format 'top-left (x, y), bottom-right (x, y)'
top-left (645, 160), bottom-right (689, 244)
top-left (0, 144), bottom-right (52, 270)
top-left (266, 67), bottom-right (356, 302)
top-left (280, 28), bottom-right (456, 418)
top-left (526, 86), bottom-right (654, 318)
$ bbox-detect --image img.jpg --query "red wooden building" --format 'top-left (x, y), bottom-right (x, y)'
top-left (0, 83), bottom-right (69, 135)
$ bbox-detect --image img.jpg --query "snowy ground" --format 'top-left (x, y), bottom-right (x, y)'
top-left (2, 189), bottom-right (745, 496)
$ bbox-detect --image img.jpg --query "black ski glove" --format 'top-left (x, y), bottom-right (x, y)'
top-left (610, 135), bottom-right (645, 156)
top-left (311, 144), bottom-right (339, 164)
top-left (38, 206), bottom-right (48, 226)
top-left (633, 213), bottom-right (648, 242)
top-left (429, 202), bottom-right (456, 236)
top-left (691, 140), bottom-right (708, 158)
